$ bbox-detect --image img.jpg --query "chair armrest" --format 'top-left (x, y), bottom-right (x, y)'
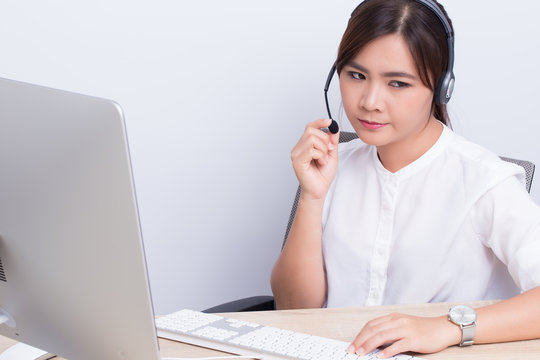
top-left (203, 296), bottom-right (275, 313)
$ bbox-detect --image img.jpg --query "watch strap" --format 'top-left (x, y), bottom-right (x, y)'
top-left (459, 322), bottom-right (476, 346)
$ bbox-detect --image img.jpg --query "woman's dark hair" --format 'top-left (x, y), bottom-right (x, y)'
top-left (336, 0), bottom-right (453, 126)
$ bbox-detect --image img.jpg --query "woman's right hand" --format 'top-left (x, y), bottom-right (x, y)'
top-left (291, 119), bottom-right (340, 201)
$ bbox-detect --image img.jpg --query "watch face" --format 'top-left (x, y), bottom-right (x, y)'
top-left (449, 305), bottom-right (477, 325)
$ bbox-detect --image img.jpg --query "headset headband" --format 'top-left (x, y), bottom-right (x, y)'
top-left (409, 0), bottom-right (455, 99)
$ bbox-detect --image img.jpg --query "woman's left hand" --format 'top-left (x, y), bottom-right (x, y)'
top-left (347, 313), bottom-right (462, 358)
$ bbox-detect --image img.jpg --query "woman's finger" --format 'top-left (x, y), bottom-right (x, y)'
top-left (376, 339), bottom-right (410, 359)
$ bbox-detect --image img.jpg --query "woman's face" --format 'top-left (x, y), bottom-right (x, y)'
top-left (339, 33), bottom-right (437, 154)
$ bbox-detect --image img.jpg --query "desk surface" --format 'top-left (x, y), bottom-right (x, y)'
top-left (1, 300), bottom-right (539, 359)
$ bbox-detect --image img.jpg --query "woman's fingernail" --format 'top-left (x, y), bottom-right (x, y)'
top-left (355, 347), bottom-right (365, 355)
top-left (328, 142), bottom-right (334, 150)
top-left (377, 351), bottom-right (385, 358)
top-left (347, 345), bottom-right (355, 353)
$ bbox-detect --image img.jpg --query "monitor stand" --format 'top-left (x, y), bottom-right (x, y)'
top-left (0, 343), bottom-right (55, 360)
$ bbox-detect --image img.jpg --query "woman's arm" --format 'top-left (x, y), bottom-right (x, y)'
top-left (347, 286), bottom-right (540, 358)
top-left (270, 196), bottom-right (327, 309)
top-left (475, 286), bottom-right (540, 343)
top-left (271, 119), bottom-right (339, 310)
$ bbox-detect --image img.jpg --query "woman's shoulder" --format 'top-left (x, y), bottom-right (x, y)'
top-left (444, 130), bottom-right (526, 188)
top-left (448, 131), bottom-right (517, 168)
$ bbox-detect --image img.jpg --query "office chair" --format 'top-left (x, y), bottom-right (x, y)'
top-left (203, 132), bottom-right (536, 313)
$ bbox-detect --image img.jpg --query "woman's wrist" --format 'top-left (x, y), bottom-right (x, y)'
top-left (437, 314), bottom-right (463, 347)
top-left (298, 193), bottom-right (326, 207)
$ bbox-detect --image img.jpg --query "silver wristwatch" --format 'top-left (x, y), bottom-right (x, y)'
top-left (448, 305), bottom-right (477, 346)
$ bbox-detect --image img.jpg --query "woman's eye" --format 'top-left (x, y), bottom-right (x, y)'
top-left (389, 80), bottom-right (410, 88)
top-left (349, 72), bottom-right (365, 80)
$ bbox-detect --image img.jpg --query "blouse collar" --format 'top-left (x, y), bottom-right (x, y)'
top-left (372, 122), bottom-right (453, 180)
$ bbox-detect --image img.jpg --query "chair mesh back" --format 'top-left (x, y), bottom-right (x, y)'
top-left (500, 156), bottom-right (535, 193)
top-left (282, 131), bottom-right (535, 246)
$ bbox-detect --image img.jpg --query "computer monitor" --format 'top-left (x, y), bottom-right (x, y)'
top-left (0, 77), bottom-right (161, 360)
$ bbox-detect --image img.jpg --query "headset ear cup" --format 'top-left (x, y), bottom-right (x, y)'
top-left (435, 72), bottom-right (455, 105)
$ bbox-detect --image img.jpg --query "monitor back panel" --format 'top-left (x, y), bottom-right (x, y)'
top-left (0, 78), bottom-right (160, 360)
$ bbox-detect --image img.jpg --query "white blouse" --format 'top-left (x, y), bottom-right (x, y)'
top-left (321, 124), bottom-right (540, 308)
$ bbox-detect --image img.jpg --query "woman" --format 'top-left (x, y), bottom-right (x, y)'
top-left (270, 0), bottom-right (540, 358)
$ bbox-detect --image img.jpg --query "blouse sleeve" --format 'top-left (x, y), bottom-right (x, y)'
top-left (471, 175), bottom-right (540, 291)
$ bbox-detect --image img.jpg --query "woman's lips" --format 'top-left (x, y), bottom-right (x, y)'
top-left (358, 119), bottom-right (387, 129)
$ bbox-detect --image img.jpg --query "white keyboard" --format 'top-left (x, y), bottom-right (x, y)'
top-left (155, 309), bottom-right (426, 360)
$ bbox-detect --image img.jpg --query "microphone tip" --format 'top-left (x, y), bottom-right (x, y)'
top-left (328, 119), bottom-right (339, 134)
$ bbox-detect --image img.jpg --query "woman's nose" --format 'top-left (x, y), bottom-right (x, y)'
top-left (358, 82), bottom-right (383, 112)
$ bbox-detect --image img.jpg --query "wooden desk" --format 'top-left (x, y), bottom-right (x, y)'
top-left (1, 301), bottom-right (539, 359)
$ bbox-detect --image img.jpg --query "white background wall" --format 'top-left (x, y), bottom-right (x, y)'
top-left (0, 1), bottom-right (538, 314)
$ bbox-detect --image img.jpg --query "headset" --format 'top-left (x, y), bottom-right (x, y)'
top-left (324, 0), bottom-right (454, 134)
